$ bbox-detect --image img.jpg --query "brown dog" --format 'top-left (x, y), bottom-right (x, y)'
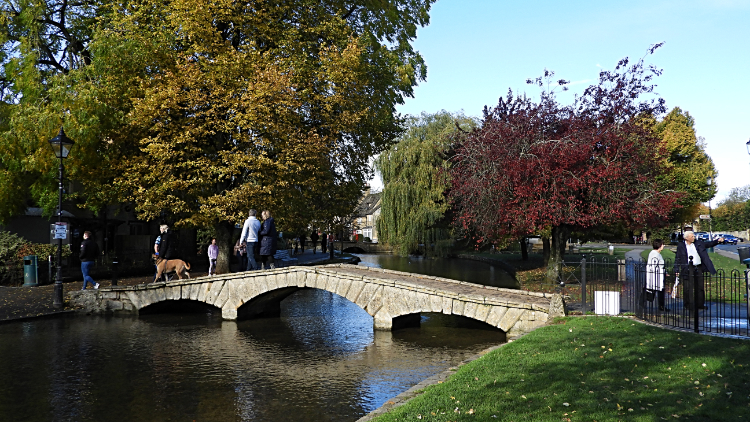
top-left (153, 255), bottom-right (191, 281)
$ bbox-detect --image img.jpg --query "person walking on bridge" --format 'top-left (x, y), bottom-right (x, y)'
top-left (154, 224), bottom-right (177, 282)
top-left (207, 238), bottom-right (218, 276)
top-left (240, 209), bottom-right (261, 271)
top-left (259, 210), bottom-right (277, 269)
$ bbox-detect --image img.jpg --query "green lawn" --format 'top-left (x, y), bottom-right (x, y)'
top-left (371, 317), bottom-right (750, 422)
top-left (639, 248), bottom-right (677, 262)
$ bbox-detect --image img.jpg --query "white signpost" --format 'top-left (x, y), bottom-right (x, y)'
top-left (53, 222), bottom-right (68, 240)
top-left (699, 215), bottom-right (711, 220)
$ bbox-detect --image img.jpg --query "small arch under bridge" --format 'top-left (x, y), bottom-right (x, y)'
top-left (70, 264), bottom-right (565, 338)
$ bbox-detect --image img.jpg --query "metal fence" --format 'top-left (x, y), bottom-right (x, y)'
top-left (561, 256), bottom-right (750, 337)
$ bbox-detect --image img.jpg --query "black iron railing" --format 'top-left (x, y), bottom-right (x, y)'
top-left (561, 256), bottom-right (750, 337)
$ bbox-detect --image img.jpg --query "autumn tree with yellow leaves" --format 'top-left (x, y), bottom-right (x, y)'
top-left (1, 0), bottom-right (435, 273)
top-left (652, 107), bottom-right (716, 229)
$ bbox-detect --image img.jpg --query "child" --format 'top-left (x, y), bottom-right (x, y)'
top-left (208, 238), bottom-right (218, 276)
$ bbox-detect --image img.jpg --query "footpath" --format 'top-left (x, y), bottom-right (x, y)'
top-left (0, 247), bottom-right (335, 323)
top-left (624, 244), bottom-right (740, 262)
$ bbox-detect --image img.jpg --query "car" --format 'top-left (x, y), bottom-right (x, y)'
top-left (695, 232), bottom-right (710, 241)
top-left (721, 234), bottom-right (740, 245)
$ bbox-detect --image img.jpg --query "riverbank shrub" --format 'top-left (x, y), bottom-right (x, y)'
top-left (0, 231), bottom-right (26, 284)
top-left (0, 231), bottom-right (70, 285)
top-left (371, 317), bottom-right (750, 421)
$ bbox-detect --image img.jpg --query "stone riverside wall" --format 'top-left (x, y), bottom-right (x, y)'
top-left (69, 264), bottom-right (565, 337)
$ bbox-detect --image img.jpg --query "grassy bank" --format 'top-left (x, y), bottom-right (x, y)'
top-left (371, 317), bottom-right (750, 422)
top-left (467, 249), bottom-right (633, 299)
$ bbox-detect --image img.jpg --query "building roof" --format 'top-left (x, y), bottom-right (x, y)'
top-left (25, 207), bottom-right (75, 218)
top-left (355, 192), bottom-right (381, 217)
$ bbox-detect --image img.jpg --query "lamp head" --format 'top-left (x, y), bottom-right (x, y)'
top-left (48, 127), bottom-right (74, 159)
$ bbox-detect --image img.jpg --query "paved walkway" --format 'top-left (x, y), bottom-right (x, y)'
top-left (623, 242), bottom-right (740, 261)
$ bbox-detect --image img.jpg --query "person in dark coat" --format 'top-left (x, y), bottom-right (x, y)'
top-left (154, 224), bottom-right (177, 282)
top-left (674, 230), bottom-right (723, 310)
top-left (298, 232), bottom-right (306, 253)
top-left (259, 210), bottom-right (277, 269)
top-left (321, 232), bottom-right (327, 254)
top-left (310, 231), bottom-right (319, 254)
top-left (79, 231), bottom-right (100, 290)
top-left (158, 224), bottom-right (177, 260)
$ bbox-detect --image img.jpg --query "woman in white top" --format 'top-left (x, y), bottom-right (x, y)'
top-left (645, 239), bottom-right (668, 311)
top-left (208, 238), bottom-right (219, 276)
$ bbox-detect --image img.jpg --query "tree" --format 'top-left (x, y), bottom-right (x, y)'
top-left (0, 0), bottom-right (118, 222)
top-left (0, 0), bottom-right (436, 273)
top-left (375, 110), bottom-right (477, 256)
top-left (450, 46), bottom-right (679, 282)
top-left (652, 107), bottom-right (716, 227)
top-left (719, 185), bottom-right (750, 207)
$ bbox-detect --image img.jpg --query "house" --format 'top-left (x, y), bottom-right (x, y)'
top-left (351, 190), bottom-right (381, 242)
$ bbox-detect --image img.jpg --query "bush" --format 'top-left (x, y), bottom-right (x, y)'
top-left (0, 231), bottom-right (70, 286)
top-left (0, 231), bottom-right (27, 285)
top-left (363, 237), bottom-right (371, 242)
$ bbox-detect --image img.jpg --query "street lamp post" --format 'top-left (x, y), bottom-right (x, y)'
top-left (48, 128), bottom-right (74, 309)
top-left (707, 175), bottom-right (714, 252)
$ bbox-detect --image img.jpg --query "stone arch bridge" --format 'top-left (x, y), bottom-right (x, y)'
top-left (70, 264), bottom-right (565, 338)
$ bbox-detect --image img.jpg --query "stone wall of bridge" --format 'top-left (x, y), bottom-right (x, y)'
top-left (69, 264), bottom-right (564, 338)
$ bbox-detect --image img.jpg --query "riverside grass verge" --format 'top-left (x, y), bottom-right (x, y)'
top-left (370, 317), bottom-right (750, 422)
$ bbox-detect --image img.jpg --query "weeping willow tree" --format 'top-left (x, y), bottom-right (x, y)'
top-left (375, 111), bottom-right (477, 256)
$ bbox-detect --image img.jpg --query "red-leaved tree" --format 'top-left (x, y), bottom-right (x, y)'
top-left (450, 45), bottom-right (680, 282)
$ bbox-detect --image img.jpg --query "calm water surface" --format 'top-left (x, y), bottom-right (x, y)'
top-left (355, 253), bottom-right (519, 289)
top-left (0, 288), bottom-right (505, 422)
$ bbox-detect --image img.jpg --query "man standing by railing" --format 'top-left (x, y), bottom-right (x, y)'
top-left (674, 230), bottom-right (723, 310)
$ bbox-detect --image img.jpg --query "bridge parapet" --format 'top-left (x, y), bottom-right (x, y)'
top-left (69, 264), bottom-right (565, 338)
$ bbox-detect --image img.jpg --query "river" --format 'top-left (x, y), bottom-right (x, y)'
top-left (354, 253), bottom-right (519, 289)
top-left (0, 254), bottom-right (514, 421)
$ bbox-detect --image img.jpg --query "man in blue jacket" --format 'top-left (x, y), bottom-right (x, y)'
top-left (674, 230), bottom-right (723, 310)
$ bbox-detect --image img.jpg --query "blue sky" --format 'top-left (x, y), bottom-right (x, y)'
top-left (374, 0), bottom-right (750, 203)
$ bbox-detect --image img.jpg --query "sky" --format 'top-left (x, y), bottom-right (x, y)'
top-left (371, 0), bottom-right (750, 204)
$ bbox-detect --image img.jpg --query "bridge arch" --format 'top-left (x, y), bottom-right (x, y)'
top-left (70, 265), bottom-right (563, 338)
top-left (139, 299), bottom-right (220, 315)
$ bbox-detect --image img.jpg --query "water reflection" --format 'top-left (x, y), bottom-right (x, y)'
top-left (0, 289), bottom-right (504, 422)
top-left (355, 253), bottom-right (519, 289)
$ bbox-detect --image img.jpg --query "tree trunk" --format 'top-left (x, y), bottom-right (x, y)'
top-left (214, 221), bottom-right (235, 275)
top-left (519, 237), bottom-right (528, 261)
top-left (542, 237), bottom-right (551, 267)
top-left (559, 234), bottom-right (567, 258)
top-left (546, 225), bottom-right (569, 283)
